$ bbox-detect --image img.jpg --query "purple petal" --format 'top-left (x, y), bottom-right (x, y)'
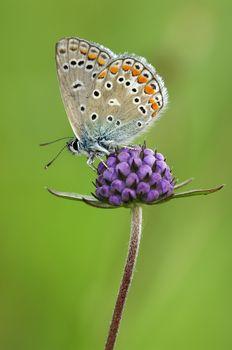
top-left (129, 157), bottom-right (142, 169)
top-left (137, 182), bottom-right (150, 195)
top-left (109, 195), bottom-right (122, 206)
top-left (137, 164), bottom-right (152, 180)
top-left (126, 173), bottom-right (139, 187)
top-left (158, 179), bottom-right (171, 194)
top-left (143, 155), bottom-right (156, 167)
top-left (103, 167), bottom-right (117, 182)
top-left (116, 162), bottom-right (131, 177)
top-left (129, 148), bottom-right (141, 158)
top-left (107, 156), bottom-right (117, 167)
top-left (142, 190), bottom-right (160, 202)
top-left (164, 168), bottom-right (172, 181)
top-left (117, 151), bottom-right (130, 163)
top-left (155, 152), bottom-right (165, 161)
top-left (121, 188), bottom-right (136, 202)
top-left (143, 148), bottom-right (154, 157)
top-left (96, 185), bottom-right (110, 198)
top-left (156, 160), bottom-right (167, 173)
top-left (149, 173), bottom-right (162, 186)
top-left (111, 179), bottom-right (125, 193)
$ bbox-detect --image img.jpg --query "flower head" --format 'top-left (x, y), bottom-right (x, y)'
top-left (95, 147), bottom-right (174, 206)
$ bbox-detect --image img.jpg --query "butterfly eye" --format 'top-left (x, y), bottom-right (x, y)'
top-left (91, 113), bottom-right (98, 121)
top-left (117, 76), bottom-right (125, 83)
top-left (105, 81), bottom-right (113, 90)
top-left (133, 97), bottom-right (140, 104)
top-left (71, 139), bottom-right (79, 151)
top-left (107, 115), bottom-right (114, 122)
top-left (93, 90), bottom-right (101, 99)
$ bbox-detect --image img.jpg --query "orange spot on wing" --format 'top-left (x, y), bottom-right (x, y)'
top-left (151, 102), bottom-right (159, 111)
top-left (144, 85), bottom-right (155, 94)
top-left (98, 57), bottom-right (106, 65)
top-left (80, 49), bottom-right (87, 55)
top-left (122, 64), bottom-right (131, 71)
top-left (132, 68), bottom-right (141, 76)
top-left (109, 66), bottom-right (119, 74)
top-left (98, 70), bottom-right (107, 79)
top-left (88, 53), bottom-right (97, 60)
top-left (149, 98), bottom-right (155, 104)
top-left (137, 75), bottom-right (148, 84)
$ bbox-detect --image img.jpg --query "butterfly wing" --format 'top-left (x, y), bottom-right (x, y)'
top-left (84, 55), bottom-right (168, 146)
top-left (55, 37), bottom-right (115, 138)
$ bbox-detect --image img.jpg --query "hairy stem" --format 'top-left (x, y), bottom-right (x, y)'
top-left (105, 206), bottom-right (143, 350)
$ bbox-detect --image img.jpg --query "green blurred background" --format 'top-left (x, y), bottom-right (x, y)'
top-left (0, 0), bottom-right (231, 349)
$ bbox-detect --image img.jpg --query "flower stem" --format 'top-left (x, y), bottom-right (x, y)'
top-left (105, 205), bottom-right (143, 350)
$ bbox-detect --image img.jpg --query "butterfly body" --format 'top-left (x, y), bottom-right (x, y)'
top-left (56, 37), bottom-right (168, 164)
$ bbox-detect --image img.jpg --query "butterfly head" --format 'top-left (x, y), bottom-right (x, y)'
top-left (68, 138), bottom-right (81, 155)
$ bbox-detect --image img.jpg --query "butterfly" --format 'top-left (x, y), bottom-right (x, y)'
top-left (55, 37), bottom-right (168, 167)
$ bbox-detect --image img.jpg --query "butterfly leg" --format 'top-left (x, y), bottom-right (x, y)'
top-left (87, 154), bottom-right (97, 172)
top-left (96, 155), bottom-right (108, 169)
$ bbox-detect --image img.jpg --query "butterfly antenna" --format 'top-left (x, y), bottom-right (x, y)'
top-left (39, 136), bottom-right (72, 146)
top-left (44, 144), bottom-right (67, 170)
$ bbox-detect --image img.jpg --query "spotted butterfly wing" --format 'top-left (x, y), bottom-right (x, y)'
top-left (56, 37), bottom-right (168, 151)
top-left (85, 55), bottom-right (168, 145)
top-left (55, 37), bottom-right (115, 138)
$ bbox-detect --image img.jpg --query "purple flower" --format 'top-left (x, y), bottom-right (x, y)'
top-left (107, 155), bottom-right (117, 167)
top-left (109, 195), bottom-right (122, 206)
top-left (121, 188), bottom-right (136, 202)
top-left (137, 182), bottom-right (150, 195)
top-left (96, 185), bottom-right (110, 199)
top-left (116, 162), bottom-right (131, 177)
top-left (137, 164), bottom-right (152, 180)
top-left (103, 167), bottom-right (117, 182)
top-left (126, 173), bottom-right (139, 187)
top-left (111, 179), bottom-right (125, 193)
top-left (95, 147), bottom-right (174, 206)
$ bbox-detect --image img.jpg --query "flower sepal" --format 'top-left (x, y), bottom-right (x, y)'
top-left (47, 179), bottom-right (224, 209)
